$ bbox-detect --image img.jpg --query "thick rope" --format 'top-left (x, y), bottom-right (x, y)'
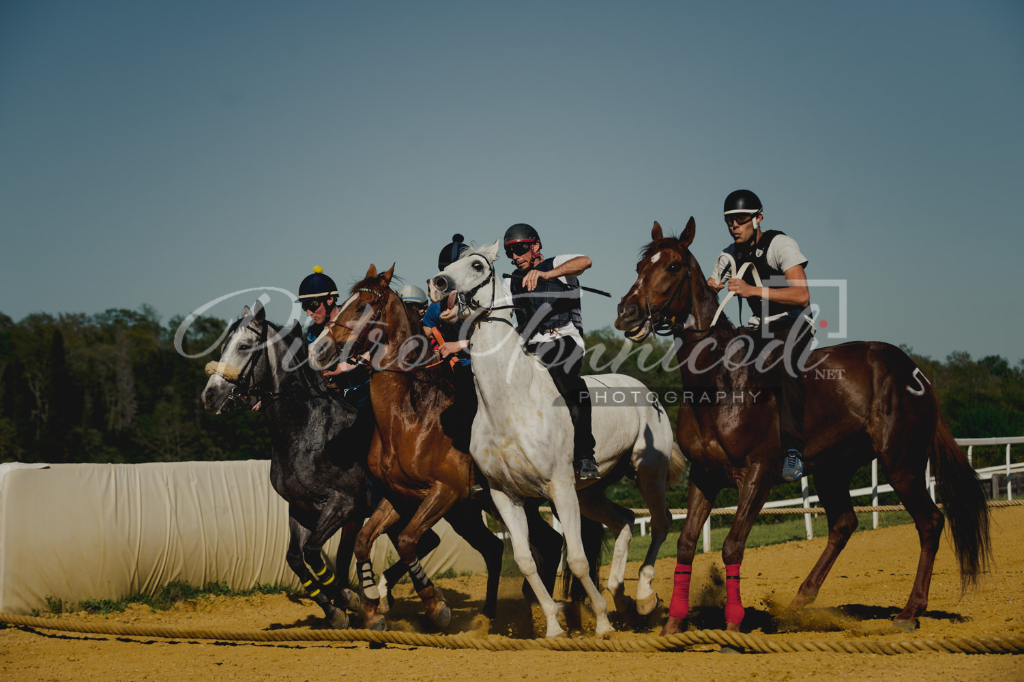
top-left (1, 612), bottom-right (1021, 654)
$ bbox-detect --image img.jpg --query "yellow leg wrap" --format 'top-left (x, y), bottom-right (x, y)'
top-left (315, 566), bottom-right (328, 577)
top-left (302, 580), bottom-right (313, 588)
top-left (309, 589), bottom-right (321, 597)
top-left (322, 574), bottom-right (335, 586)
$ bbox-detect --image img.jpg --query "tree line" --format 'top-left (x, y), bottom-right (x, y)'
top-left (1, 307), bottom-right (1021, 498)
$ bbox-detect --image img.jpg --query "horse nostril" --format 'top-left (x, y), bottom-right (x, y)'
top-left (433, 276), bottom-right (450, 293)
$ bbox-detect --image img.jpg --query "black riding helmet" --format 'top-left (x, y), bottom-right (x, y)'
top-left (438, 234), bottom-right (470, 270)
top-left (296, 265), bottom-right (339, 305)
top-left (723, 189), bottom-right (763, 217)
top-left (503, 223), bottom-right (540, 258)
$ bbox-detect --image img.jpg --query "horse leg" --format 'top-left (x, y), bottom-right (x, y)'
top-left (444, 501), bottom-right (504, 619)
top-left (549, 485), bottom-right (613, 637)
top-left (381, 522), bottom-right (441, 613)
top-left (577, 486), bottom-right (634, 617)
top-left (633, 458), bottom-right (673, 616)
top-left (662, 478), bottom-right (720, 636)
top-left (720, 463), bottom-right (774, 632)
top-left (489, 489), bottom-right (567, 637)
top-left (331, 518), bottom-right (365, 612)
top-left (513, 498), bottom-right (563, 602)
top-left (393, 485), bottom-right (460, 630)
top-left (353, 499), bottom-right (402, 630)
top-left (285, 507), bottom-right (349, 629)
top-left (885, 466), bottom-right (945, 630)
top-left (789, 468), bottom-right (858, 611)
top-left (298, 492), bottom-right (361, 629)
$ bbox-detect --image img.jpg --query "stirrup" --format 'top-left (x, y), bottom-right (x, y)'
top-left (781, 449), bottom-right (804, 482)
top-left (577, 458), bottom-right (600, 480)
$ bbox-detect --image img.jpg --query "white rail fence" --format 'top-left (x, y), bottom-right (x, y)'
top-left (631, 436), bottom-right (1024, 554)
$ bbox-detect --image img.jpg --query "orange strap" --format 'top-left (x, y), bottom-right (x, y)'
top-left (429, 328), bottom-right (458, 369)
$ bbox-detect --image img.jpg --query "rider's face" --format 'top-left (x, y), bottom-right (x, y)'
top-left (727, 212), bottom-right (760, 243)
top-left (509, 241), bottom-right (540, 269)
top-left (304, 297), bottom-right (334, 325)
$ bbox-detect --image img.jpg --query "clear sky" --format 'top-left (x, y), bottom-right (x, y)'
top-left (2, 1), bottom-right (1022, 362)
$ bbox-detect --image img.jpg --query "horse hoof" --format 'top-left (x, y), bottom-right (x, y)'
top-left (725, 622), bottom-right (742, 633)
top-left (376, 576), bottom-right (391, 614)
top-left (720, 645), bottom-right (744, 655)
top-left (328, 609), bottom-right (350, 630)
top-left (340, 588), bottom-right (362, 612)
top-left (366, 616), bottom-right (387, 632)
top-left (431, 603), bottom-right (452, 630)
top-left (636, 593), bottom-right (659, 617)
top-left (892, 618), bottom-right (917, 632)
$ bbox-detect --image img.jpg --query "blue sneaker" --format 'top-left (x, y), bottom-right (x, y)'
top-left (781, 449), bottom-right (804, 482)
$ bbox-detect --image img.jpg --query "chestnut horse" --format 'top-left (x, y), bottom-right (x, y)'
top-left (615, 219), bottom-right (991, 634)
top-left (310, 264), bottom-right (564, 631)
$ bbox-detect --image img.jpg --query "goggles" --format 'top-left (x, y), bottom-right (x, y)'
top-left (301, 297), bottom-right (328, 312)
top-left (504, 241), bottom-right (535, 258)
top-left (724, 212), bottom-right (759, 227)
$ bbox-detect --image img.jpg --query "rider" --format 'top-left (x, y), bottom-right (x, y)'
top-left (501, 223), bottom-right (599, 481)
top-left (297, 265), bottom-right (371, 408)
top-left (423, 235), bottom-right (477, 456)
top-left (706, 190), bottom-right (813, 481)
top-left (398, 284), bottom-right (430, 322)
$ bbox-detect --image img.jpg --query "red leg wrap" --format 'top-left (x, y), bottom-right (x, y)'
top-left (724, 563), bottom-right (745, 625)
top-left (668, 563), bottom-right (692, 620)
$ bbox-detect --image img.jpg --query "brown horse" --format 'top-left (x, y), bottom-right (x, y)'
top-left (614, 219), bottom-right (991, 634)
top-left (309, 264), bottom-right (564, 631)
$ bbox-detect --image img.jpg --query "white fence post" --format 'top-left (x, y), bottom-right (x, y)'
top-left (967, 445), bottom-right (973, 465)
top-left (871, 459), bottom-right (879, 530)
top-left (801, 477), bottom-right (813, 540)
top-left (925, 460), bottom-right (935, 502)
top-left (703, 516), bottom-right (711, 554)
top-left (1008, 443), bottom-right (1013, 501)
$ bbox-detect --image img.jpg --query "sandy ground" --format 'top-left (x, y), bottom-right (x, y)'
top-left (2, 507), bottom-right (1023, 682)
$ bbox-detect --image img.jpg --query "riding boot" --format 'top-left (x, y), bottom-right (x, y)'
top-left (537, 338), bottom-right (599, 480)
top-left (769, 318), bottom-right (811, 481)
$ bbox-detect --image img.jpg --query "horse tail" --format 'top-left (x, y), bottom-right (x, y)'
top-left (667, 442), bottom-right (687, 489)
top-left (931, 414), bottom-right (991, 592)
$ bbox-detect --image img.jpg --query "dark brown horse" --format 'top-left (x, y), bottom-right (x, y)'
top-left (614, 219), bottom-right (991, 634)
top-left (310, 264), bottom-right (564, 631)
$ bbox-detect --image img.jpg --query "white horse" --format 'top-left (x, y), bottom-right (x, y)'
top-left (431, 240), bottom-right (685, 638)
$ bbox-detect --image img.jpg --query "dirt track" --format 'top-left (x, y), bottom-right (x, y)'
top-left (3, 507), bottom-right (1023, 681)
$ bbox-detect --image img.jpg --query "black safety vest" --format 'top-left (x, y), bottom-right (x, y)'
top-left (510, 258), bottom-right (584, 336)
top-left (734, 230), bottom-right (805, 322)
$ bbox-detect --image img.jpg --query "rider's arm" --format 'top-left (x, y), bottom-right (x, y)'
top-left (541, 256), bottom-right (592, 280)
top-left (321, 352), bottom-right (371, 377)
top-left (730, 264), bottom-right (809, 306)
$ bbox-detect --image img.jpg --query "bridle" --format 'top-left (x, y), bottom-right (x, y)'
top-left (325, 285), bottom-right (391, 361)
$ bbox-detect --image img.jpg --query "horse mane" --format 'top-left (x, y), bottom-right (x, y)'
top-left (638, 237), bottom-right (685, 263)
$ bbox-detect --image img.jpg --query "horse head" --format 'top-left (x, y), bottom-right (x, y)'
top-left (614, 218), bottom-right (708, 343)
top-left (309, 263), bottom-right (396, 371)
top-left (429, 239), bottom-right (502, 321)
top-left (201, 303), bottom-right (268, 414)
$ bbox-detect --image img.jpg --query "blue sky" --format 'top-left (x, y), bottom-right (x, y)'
top-left (1, 1), bottom-right (1022, 361)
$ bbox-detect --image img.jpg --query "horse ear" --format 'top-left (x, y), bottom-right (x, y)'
top-left (381, 263), bottom-right (395, 286)
top-left (365, 264), bottom-right (378, 279)
top-left (479, 239), bottom-right (501, 263)
top-left (679, 217), bottom-right (696, 248)
top-left (652, 221), bottom-right (663, 241)
top-left (240, 305), bottom-right (252, 319)
top-left (252, 300), bottom-right (266, 323)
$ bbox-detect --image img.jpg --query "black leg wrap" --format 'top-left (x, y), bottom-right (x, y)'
top-left (406, 558), bottom-right (431, 593)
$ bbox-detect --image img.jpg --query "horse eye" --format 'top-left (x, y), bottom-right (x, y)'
top-left (472, 260), bottom-right (484, 271)
top-left (238, 345), bottom-right (251, 352)
top-left (667, 262), bottom-right (682, 274)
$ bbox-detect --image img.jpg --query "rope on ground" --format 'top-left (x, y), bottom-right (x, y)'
top-left (2, 612), bottom-right (1022, 654)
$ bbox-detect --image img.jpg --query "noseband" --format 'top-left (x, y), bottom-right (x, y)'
top-left (326, 286), bottom-right (392, 359)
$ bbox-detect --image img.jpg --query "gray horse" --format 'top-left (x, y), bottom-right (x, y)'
top-left (201, 303), bottom-right (439, 628)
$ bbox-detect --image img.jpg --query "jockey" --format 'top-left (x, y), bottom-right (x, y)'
top-left (297, 265), bottom-right (371, 409)
top-left (423, 235), bottom-right (477, 456)
top-left (398, 284), bottom-right (429, 321)
top-left (707, 190), bottom-right (813, 481)
top-left (501, 223), bottom-right (599, 481)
